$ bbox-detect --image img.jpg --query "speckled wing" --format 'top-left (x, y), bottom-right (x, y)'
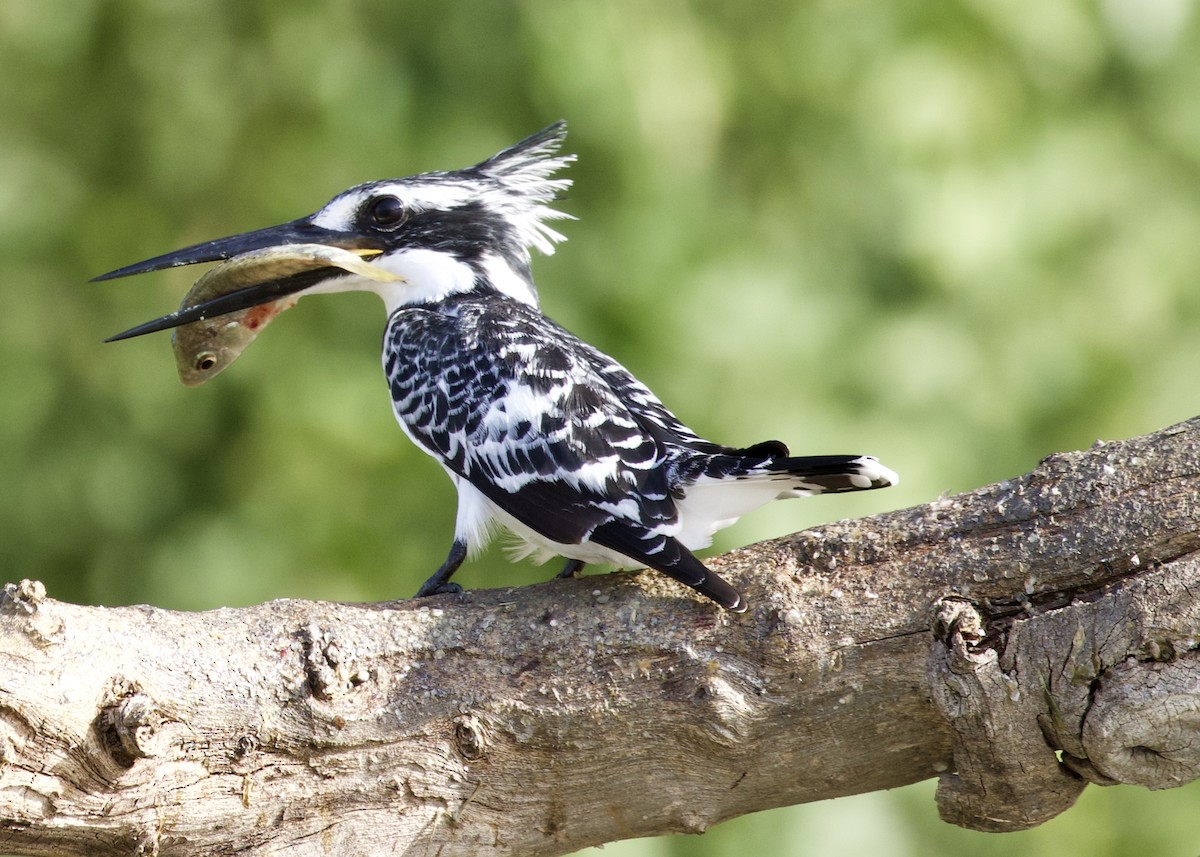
top-left (382, 294), bottom-right (681, 552)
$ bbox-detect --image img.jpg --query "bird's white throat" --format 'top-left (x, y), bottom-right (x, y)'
top-left (304, 247), bottom-right (539, 315)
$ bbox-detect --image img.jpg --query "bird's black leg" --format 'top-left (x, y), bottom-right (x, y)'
top-left (414, 539), bottom-right (468, 598)
top-left (556, 559), bottom-right (586, 579)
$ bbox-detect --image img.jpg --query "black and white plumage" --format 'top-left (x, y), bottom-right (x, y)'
top-left (99, 122), bottom-right (898, 612)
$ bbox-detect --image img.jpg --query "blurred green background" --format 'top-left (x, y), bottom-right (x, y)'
top-left (3, 0), bottom-right (1200, 854)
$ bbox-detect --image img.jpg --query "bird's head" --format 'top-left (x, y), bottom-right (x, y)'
top-left (99, 122), bottom-right (575, 341)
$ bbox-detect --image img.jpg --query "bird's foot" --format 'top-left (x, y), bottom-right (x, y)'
top-left (413, 580), bottom-right (464, 598)
top-left (557, 559), bottom-right (586, 579)
top-left (413, 540), bottom-right (469, 599)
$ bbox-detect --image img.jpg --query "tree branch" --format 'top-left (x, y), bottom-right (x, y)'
top-left (3, 417), bottom-right (1200, 855)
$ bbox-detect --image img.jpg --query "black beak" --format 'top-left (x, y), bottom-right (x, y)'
top-left (96, 218), bottom-right (381, 342)
top-left (92, 218), bottom-right (376, 281)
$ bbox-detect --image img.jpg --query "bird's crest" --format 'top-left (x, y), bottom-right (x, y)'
top-left (464, 121), bottom-right (576, 256)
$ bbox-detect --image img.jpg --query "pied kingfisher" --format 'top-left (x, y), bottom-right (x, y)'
top-left (98, 122), bottom-right (897, 612)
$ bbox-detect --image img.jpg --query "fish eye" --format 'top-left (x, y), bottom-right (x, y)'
top-left (195, 352), bottom-right (218, 372)
top-left (366, 195), bottom-right (406, 230)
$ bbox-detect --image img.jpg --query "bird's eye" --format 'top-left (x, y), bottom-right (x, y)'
top-left (366, 195), bottom-right (406, 230)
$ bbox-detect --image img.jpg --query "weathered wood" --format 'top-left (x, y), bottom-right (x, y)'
top-left (2, 417), bottom-right (1199, 856)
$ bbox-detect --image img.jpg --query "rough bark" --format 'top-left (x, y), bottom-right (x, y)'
top-left (2, 417), bottom-right (1200, 856)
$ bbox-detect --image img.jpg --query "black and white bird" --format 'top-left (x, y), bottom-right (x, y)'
top-left (98, 122), bottom-right (897, 612)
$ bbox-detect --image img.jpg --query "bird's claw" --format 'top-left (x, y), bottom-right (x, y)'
top-left (412, 581), bottom-right (464, 599)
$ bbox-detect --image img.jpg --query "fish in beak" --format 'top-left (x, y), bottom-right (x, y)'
top-left (98, 226), bottom-right (402, 383)
top-left (96, 218), bottom-right (387, 342)
top-left (164, 245), bottom-right (402, 386)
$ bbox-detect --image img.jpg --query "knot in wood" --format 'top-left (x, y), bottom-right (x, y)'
top-left (661, 648), bottom-right (762, 748)
top-left (1, 579), bottom-right (46, 613)
top-left (928, 596), bottom-right (1084, 831)
top-left (1, 579), bottom-right (63, 645)
top-left (300, 622), bottom-right (373, 702)
top-left (931, 597), bottom-right (990, 674)
top-left (454, 713), bottom-right (490, 761)
top-left (234, 734), bottom-right (259, 758)
top-left (112, 693), bottom-right (170, 760)
top-left (692, 672), bottom-right (758, 748)
top-left (1079, 657), bottom-right (1200, 789)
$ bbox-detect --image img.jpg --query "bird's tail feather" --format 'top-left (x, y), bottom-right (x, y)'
top-left (690, 449), bottom-right (898, 495)
top-left (763, 454), bottom-right (899, 494)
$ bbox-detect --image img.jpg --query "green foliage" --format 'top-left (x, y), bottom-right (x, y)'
top-left (3, 1), bottom-right (1199, 854)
